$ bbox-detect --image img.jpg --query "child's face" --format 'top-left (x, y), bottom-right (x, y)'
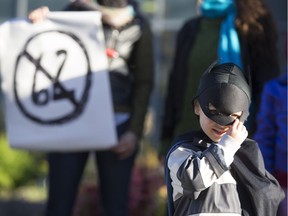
top-left (194, 101), bottom-right (242, 142)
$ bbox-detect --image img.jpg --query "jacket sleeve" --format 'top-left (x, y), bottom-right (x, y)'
top-left (128, 18), bottom-right (154, 138)
top-left (253, 81), bottom-right (277, 173)
top-left (231, 139), bottom-right (285, 216)
top-left (168, 135), bottom-right (241, 200)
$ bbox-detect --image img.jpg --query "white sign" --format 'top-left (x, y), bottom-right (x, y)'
top-left (0, 12), bottom-right (117, 151)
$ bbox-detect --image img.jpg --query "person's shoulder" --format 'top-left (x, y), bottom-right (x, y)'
top-left (243, 137), bottom-right (257, 145)
top-left (263, 73), bottom-right (287, 93)
top-left (181, 16), bottom-right (202, 30)
top-left (175, 16), bottom-right (202, 40)
top-left (166, 131), bottom-right (197, 156)
top-left (130, 9), bottom-right (151, 32)
top-left (241, 137), bottom-right (259, 151)
top-left (135, 15), bottom-right (149, 28)
top-left (271, 73), bottom-right (287, 86)
top-left (167, 130), bottom-right (210, 155)
top-left (63, 1), bottom-right (97, 11)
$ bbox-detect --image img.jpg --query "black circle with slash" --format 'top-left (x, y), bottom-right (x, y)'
top-left (14, 30), bottom-right (92, 125)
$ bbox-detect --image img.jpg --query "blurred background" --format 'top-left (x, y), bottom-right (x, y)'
top-left (0, 0), bottom-right (286, 215)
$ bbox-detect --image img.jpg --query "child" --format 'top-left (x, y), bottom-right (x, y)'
top-left (165, 62), bottom-right (285, 216)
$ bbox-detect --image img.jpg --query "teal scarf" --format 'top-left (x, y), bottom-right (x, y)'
top-left (201, 0), bottom-right (243, 69)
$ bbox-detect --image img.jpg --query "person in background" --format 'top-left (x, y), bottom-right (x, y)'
top-left (29, 0), bottom-right (154, 216)
top-left (254, 71), bottom-right (287, 216)
top-left (159, 0), bottom-right (280, 158)
top-left (165, 61), bottom-right (284, 216)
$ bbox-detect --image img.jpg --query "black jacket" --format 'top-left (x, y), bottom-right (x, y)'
top-left (165, 130), bottom-right (285, 216)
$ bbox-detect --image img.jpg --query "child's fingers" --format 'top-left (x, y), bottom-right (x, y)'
top-left (228, 118), bottom-right (248, 144)
top-left (232, 118), bottom-right (240, 129)
top-left (234, 119), bottom-right (246, 133)
top-left (236, 120), bottom-right (244, 131)
top-left (233, 119), bottom-right (245, 131)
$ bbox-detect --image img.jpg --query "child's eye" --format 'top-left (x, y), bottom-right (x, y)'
top-left (209, 110), bottom-right (218, 115)
top-left (230, 114), bottom-right (241, 120)
top-left (230, 111), bottom-right (242, 119)
top-left (209, 110), bottom-right (225, 116)
top-left (208, 103), bottom-right (219, 115)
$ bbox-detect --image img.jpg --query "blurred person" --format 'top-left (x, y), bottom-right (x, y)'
top-left (254, 71), bottom-right (287, 216)
top-left (165, 61), bottom-right (284, 216)
top-left (29, 0), bottom-right (154, 216)
top-left (159, 0), bottom-right (280, 159)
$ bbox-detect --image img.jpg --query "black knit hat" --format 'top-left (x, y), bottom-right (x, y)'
top-left (96, 0), bottom-right (128, 8)
top-left (194, 61), bottom-right (251, 126)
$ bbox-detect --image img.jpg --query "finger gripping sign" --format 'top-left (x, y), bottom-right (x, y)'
top-left (0, 12), bottom-right (117, 151)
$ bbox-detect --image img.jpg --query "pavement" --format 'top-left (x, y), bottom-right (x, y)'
top-left (0, 199), bottom-right (45, 216)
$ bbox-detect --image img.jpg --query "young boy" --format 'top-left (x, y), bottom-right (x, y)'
top-left (165, 62), bottom-right (285, 216)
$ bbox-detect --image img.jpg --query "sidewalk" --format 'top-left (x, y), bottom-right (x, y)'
top-left (0, 199), bottom-right (45, 216)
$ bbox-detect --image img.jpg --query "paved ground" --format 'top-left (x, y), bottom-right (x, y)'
top-left (0, 199), bottom-right (45, 216)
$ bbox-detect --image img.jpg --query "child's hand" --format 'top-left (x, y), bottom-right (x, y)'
top-left (28, 6), bottom-right (50, 24)
top-left (226, 119), bottom-right (248, 144)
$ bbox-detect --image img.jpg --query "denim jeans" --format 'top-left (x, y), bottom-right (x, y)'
top-left (45, 120), bottom-right (138, 216)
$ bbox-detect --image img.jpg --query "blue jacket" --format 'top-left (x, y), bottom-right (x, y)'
top-left (254, 73), bottom-right (287, 185)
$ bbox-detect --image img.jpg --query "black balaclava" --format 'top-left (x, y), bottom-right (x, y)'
top-left (194, 62), bottom-right (251, 126)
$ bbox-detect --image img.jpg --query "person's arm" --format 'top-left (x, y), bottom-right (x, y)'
top-left (168, 137), bottom-right (238, 200)
top-left (253, 81), bottom-right (276, 173)
top-left (28, 6), bottom-right (50, 23)
top-left (168, 119), bottom-right (247, 199)
top-left (232, 136), bottom-right (285, 216)
top-left (128, 18), bottom-right (154, 139)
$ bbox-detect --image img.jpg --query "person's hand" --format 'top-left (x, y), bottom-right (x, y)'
top-left (226, 119), bottom-right (248, 144)
top-left (158, 156), bottom-right (166, 167)
top-left (111, 131), bottom-right (138, 160)
top-left (28, 6), bottom-right (50, 24)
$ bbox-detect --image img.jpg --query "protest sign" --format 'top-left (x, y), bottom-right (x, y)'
top-left (0, 12), bottom-right (117, 151)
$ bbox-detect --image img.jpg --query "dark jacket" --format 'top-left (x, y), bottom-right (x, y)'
top-left (64, 1), bottom-right (154, 138)
top-left (165, 130), bottom-right (285, 216)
